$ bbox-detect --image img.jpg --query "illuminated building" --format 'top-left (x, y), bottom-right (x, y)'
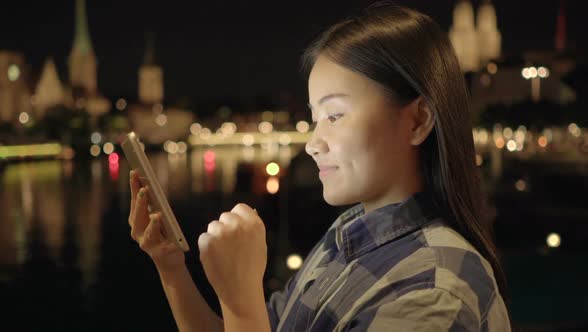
top-left (68, 0), bottom-right (110, 117)
top-left (139, 33), bottom-right (164, 106)
top-left (476, 0), bottom-right (502, 66)
top-left (450, 0), bottom-right (501, 72)
top-left (450, 0), bottom-right (577, 114)
top-left (128, 33), bottom-right (193, 144)
top-left (0, 51), bottom-right (32, 123)
top-left (449, 0), bottom-right (479, 72)
top-left (33, 58), bottom-right (65, 118)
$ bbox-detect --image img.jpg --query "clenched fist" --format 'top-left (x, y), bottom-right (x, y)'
top-left (198, 203), bottom-right (267, 317)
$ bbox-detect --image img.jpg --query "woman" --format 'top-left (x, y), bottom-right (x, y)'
top-left (128, 3), bottom-right (511, 331)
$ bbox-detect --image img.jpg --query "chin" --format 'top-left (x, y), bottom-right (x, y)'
top-left (322, 189), bottom-right (356, 207)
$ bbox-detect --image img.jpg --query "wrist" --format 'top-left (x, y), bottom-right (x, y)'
top-left (221, 285), bottom-right (269, 332)
top-left (157, 263), bottom-right (189, 285)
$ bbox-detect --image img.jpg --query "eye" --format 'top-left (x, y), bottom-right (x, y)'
top-left (328, 114), bottom-right (343, 123)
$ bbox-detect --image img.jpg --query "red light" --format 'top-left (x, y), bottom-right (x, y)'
top-left (109, 152), bottom-right (119, 164)
top-left (204, 160), bottom-right (216, 172)
top-left (109, 161), bottom-right (119, 181)
top-left (204, 150), bottom-right (215, 163)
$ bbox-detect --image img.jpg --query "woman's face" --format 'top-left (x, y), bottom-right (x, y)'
top-left (306, 55), bottom-right (417, 211)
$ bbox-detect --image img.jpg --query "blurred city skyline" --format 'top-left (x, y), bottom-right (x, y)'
top-left (0, 0), bottom-right (585, 101)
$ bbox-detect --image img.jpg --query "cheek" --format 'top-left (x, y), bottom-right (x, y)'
top-left (360, 117), bottom-right (409, 171)
top-left (335, 127), bottom-right (380, 177)
top-left (328, 113), bottom-right (408, 169)
top-left (370, 113), bottom-right (411, 152)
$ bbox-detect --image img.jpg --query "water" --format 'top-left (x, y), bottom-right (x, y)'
top-left (1, 146), bottom-right (587, 331)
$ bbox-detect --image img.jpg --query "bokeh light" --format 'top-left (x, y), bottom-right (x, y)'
top-left (266, 162), bottom-right (280, 176)
top-left (286, 254), bottom-right (303, 270)
top-left (266, 177), bottom-right (279, 194)
top-left (296, 121), bottom-right (310, 133)
top-left (91, 132), bottom-right (102, 144)
top-left (90, 144), bottom-right (101, 157)
top-left (546, 233), bottom-right (561, 248)
top-left (103, 142), bottom-right (114, 155)
top-left (155, 114), bottom-right (167, 126)
top-left (18, 112), bottom-right (30, 124)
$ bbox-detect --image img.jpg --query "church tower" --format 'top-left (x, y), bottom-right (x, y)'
top-left (68, 0), bottom-right (97, 97)
top-left (138, 33), bottom-right (164, 105)
top-left (449, 0), bottom-right (479, 72)
top-left (34, 58), bottom-right (65, 118)
top-left (67, 0), bottom-right (110, 118)
top-left (476, 0), bottom-right (501, 65)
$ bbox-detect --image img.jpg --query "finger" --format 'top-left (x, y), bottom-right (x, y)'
top-left (207, 220), bottom-right (223, 236)
top-left (140, 213), bottom-right (165, 251)
top-left (129, 169), bottom-right (141, 214)
top-left (197, 232), bottom-right (213, 256)
top-left (218, 212), bottom-right (240, 227)
top-left (131, 186), bottom-right (151, 234)
top-left (231, 203), bottom-right (259, 223)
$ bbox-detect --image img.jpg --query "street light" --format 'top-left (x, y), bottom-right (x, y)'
top-left (522, 66), bottom-right (549, 102)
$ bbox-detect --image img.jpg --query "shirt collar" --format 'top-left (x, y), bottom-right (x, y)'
top-left (333, 191), bottom-right (443, 262)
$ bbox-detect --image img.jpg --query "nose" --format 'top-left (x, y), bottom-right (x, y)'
top-left (305, 123), bottom-right (328, 157)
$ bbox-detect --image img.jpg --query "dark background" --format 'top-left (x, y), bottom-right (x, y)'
top-left (1, 0), bottom-right (585, 101)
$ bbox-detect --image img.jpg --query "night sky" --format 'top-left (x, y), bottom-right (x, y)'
top-left (0, 0), bottom-right (585, 104)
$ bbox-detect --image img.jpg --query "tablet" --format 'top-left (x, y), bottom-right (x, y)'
top-left (121, 132), bottom-right (190, 252)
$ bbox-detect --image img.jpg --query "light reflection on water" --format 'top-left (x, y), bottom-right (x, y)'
top-left (0, 159), bottom-right (105, 291)
top-left (2, 144), bottom-right (588, 330)
top-left (0, 144), bottom-right (306, 282)
top-left (0, 144), bottom-right (330, 330)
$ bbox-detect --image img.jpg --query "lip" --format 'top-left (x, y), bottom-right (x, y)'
top-left (318, 165), bottom-right (338, 178)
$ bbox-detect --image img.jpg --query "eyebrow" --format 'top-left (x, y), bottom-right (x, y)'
top-left (307, 93), bottom-right (350, 110)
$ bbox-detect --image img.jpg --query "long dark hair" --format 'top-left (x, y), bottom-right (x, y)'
top-left (301, 2), bottom-right (508, 300)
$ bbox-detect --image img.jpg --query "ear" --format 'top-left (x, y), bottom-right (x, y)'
top-left (409, 96), bottom-right (435, 146)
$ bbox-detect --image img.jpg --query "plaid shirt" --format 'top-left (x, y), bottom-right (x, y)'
top-left (267, 192), bottom-right (511, 331)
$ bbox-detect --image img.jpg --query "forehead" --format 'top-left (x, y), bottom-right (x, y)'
top-left (308, 56), bottom-right (384, 105)
top-left (308, 56), bottom-right (373, 99)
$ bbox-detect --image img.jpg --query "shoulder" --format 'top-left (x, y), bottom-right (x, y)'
top-left (345, 220), bottom-right (501, 313)
top-left (418, 223), bottom-right (508, 328)
top-left (340, 223), bottom-right (510, 331)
